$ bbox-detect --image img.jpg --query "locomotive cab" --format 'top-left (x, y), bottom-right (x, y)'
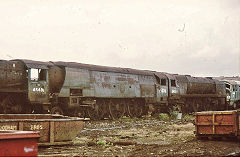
top-left (154, 72), bottom-right (169, 103)
top-left (222, 80), bottom-right (240, 108)
top-left (162, 73), bottom-right (180, 111)
top-left (16, 60), bottom-right (53, 107)
top-left (28, 68), bottom-right (50, 104)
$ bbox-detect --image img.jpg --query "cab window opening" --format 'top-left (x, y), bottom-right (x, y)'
top-left (161, 79), bottom-right (166, 86)
top-left (155, 76), bottom-right (160, 84)
top-left (39, 69), bottom-right (47, 81)
top-left (225, 83), bottom-right (230, 90)
top-left (171, 80), bottom-right (176, 87)
top-left (30, 68), bottom-right (47, 81)
top-left (30, 69), bottom-right (39, 81)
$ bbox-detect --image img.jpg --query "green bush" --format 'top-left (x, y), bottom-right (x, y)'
top-left (96, 140), bottom-right (112, 147)
top-left (169, 111), bottom-right (178, 120)
top-left (96, 140), bottom-right (107, 147)
top-left (157, 113), bottom-right (170, 121)
top-left (182, 114), bottom-right (194, 122)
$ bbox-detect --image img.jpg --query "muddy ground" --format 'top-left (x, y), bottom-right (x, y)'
top-left (39, 115), bottom-right (240, 156)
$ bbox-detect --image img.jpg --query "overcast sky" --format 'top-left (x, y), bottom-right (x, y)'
top-left (0, 0), bottom-right (239, 77)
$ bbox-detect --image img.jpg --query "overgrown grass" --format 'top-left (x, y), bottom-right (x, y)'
top-left (169, 111), bottom-right (178, 120)
top-left (96, 140), bottom-right (112, 147)
top-left (157, 113), bottom-right (170, 121)
top-left (157, 111), bottom-right (194, 122)
top-left (119, 116), bottom-right (137, 122)
top-left (182, 114), bottom-right (194, 122)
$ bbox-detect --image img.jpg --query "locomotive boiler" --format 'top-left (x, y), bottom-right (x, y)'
top-left (175, 75), bottom-right (226, 113)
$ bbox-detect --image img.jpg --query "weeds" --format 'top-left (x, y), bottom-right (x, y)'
top-left (154, 133), bottom-right (161, 137)
top-left (157, 113), bottom-right (170, 121)
top-left (169, 111), bottom-right (178, 120)
top-left (182, 114), bottom-right (194, 122)
top-left (96, 140), bottom-right (112, 147)
top-left (156, 111), bottom-right (194, 122)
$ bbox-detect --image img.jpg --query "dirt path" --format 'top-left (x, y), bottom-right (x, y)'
top-left (39, 116), bottom-right (240, 156)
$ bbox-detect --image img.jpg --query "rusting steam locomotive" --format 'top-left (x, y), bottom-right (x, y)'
top-left (0, 59), bottom-right (227, 120)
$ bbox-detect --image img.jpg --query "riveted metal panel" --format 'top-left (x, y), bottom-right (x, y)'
top-left (28, 81), bottom-right (49, 103)
top-left (138, 75), bottom-right (155, 85)
top-left (138, 75), bottom-right (155, 97)
top-left (140, 84), bottom-right (155, 97)
top-left (91, 71), bottom-right (140, 97)
top-left (59, 67), bottom-right (90, 97)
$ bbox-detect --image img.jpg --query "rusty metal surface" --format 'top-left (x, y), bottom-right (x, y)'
top-left (55, 61), bottom-right (163, 99)
top-left (163, 73), bottom-right (179, 95)
top-left (59, 65), bottom-right (157, 98)
top-left (0, 114), bottom-right (84, 145)
top-left (13, 59), bottom-right (53, 69)
top-left (0, 60), bottom-right (27, 91)
top-left (186, 76), bottom-right (215, 94)
top-left (215, 80), bottom-right (226, 96)
top-left (54, 61), bottom-right (154, 76)
top-left (154, 72), bottom-right (168, 79)
top-left (175, 75), bottom-right (188, 95)
top-left (0, 114), bottom-right (57, 119)
top-left (59, 67), bottom-right (91, 97)
top-left (92, 71), bottom-right (141, 98)
top-left (48, 66), bottom-right (66, 93)
top-left (194, 110), bottom-right (238, 136)
top-left (153, 72), bottom-right (168, 102)
top-left (163, 72), bottom-right (177, 80)
top-left (54, 120), bottom-right (84, 142)
top-left (28, 81), bottom-right (50, 103)
top-left (176, 75), bottom-right (216, 94)
top-left (140, 85), bottom-right (155, 97)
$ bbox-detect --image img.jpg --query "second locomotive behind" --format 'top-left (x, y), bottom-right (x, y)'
top-left (0, 59), bottom-right (228, 119)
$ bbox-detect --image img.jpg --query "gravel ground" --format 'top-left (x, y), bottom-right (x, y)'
top-left (39, 116), bottom-right (240, 156)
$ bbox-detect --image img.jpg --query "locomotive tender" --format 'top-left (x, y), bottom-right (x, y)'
top-left (0, 59), bottom-right (227, 119)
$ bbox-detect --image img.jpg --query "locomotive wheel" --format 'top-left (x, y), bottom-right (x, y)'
top-left (51, 106), bottom-right (63, 115)
top-left (0, 96), bottom-right (22, 114)
top-left (87, 104), bottom-right (104, 120)
top-left (108, 100), bottom-right (125, 120)
top-left (127, 101), bottom-right (143, 118)
top-left (73, 108), bottom-right (86, 118)
top-left (192, 104), bottom-right (199, 112)
top-left (233, 103), bottom-right (237, 109)
top-left (0, 97), bottom-right (12, 113)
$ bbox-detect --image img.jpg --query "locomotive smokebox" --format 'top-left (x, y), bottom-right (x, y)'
top-left (49, 65), bottom-right (65, 93)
